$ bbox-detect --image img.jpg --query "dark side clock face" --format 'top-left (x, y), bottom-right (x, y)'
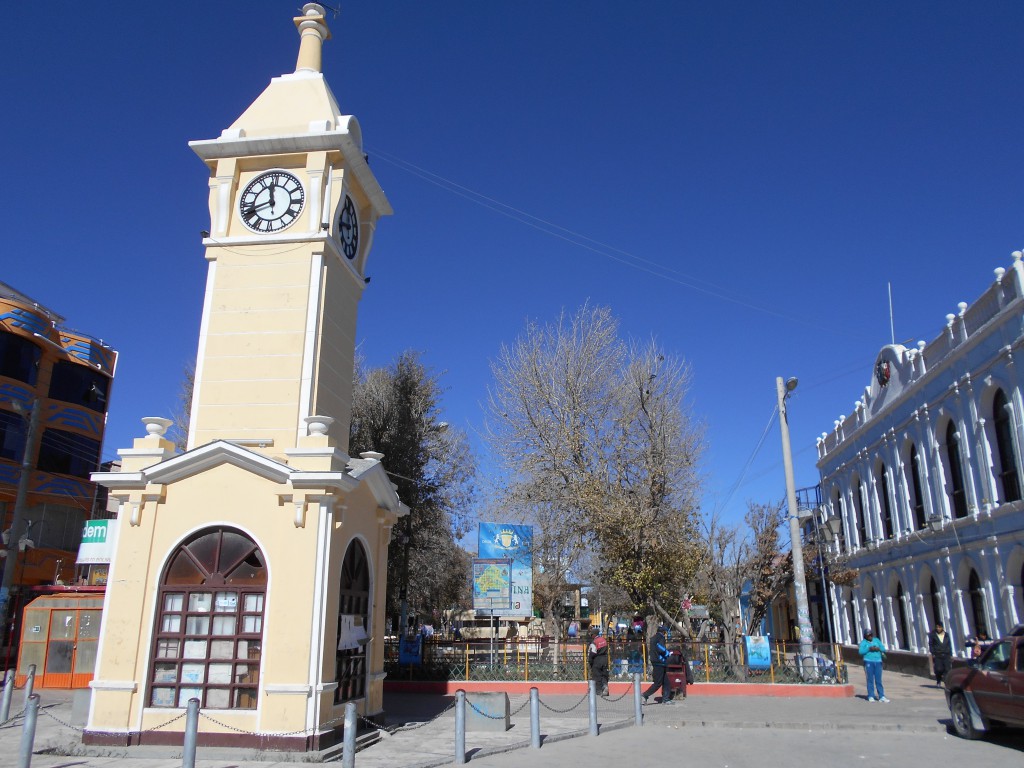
top-left (338, 195), bottom-right (359, 259)
top-left (239, 171), bottom-right (305, 233)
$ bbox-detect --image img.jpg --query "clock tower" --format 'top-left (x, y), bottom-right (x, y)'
top-left (187, 2), bottom-right (391, 455)
top-left (85, 6), bottom-right (405, 752)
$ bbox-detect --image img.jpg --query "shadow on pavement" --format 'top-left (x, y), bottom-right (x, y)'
top-left (941, 722), bottom-right (1024, 752)
top-left (384, 693), bottom-right (456, 725)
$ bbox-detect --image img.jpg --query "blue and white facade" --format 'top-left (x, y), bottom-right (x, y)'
top-left (815, 253), bottom-right (1024, 656)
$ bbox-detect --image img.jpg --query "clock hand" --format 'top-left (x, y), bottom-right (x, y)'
top-left (266, 180), bottom-right (277, 213)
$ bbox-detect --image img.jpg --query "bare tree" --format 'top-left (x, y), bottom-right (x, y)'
top-left (167, 363), bottom-right (194, 453)
top-left (484, 304), bottom-right (704, 639)
top-left (742, 501), bottom-right (791, 633)
top-left (688, 501), bottom-right (791, 660)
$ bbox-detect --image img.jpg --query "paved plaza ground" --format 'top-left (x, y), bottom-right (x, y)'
top-left (2, 671), bottom-right (1021, 767)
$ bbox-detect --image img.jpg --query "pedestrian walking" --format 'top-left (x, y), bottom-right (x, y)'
top-left (643, 624), bottom-right (673, 704)
top-left (588, 627), bottom-right (609, 696)
top-left (858, 629), bottom-right (889, 702)
top-left (927, 621), bottom-right (953, 687)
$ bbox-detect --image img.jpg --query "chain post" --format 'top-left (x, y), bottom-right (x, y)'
top-left (633, 673), bottom-right (642, 725)
top-left (1, 669), bottom-right (13, 723)
top-left (454, 690), bottom-right (466, 765)
top-left (587, 680), bottom-right (598, 736)
top-left (182, 698), bottom-right (200, 768)
top-left (22, 665), bottom-right (35, 709)
top-left (342, 702), bottom-right (356, 768)
top-left (18, 694), bottom-right (38, 768)
top-left (529, 687), bottom-right (540, 749)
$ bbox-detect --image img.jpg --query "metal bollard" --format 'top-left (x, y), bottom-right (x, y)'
top-left (342, 701), bottom-right (357, 768)
top-left (18, 694), bottom-right (38, 768)
top-left (529, 687), bottom-right (540, 749)
top-left (182, 697), bottom-right (200, 768)
top-left (633, 673), bottom-right (643, 726)
top-left (22, 665), bottom-right (35, 710)
top-left (1, 669), bottom-right (14, 723)
top-left (454, 690), bottom-right (466, 765)
top-left (588, 679), bottom-right (598, 736)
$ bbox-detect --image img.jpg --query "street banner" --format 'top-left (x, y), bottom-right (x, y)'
top-left (398, 634), bottom-right (422, 665)
top-left (478, 523), bottom-right (533, 617)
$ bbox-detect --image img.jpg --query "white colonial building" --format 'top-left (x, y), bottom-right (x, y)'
top-left (815, 252), bottom-right (1024, 656)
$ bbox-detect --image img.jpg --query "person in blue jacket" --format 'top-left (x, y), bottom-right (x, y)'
top-left (858, 629), bottom-right (889, 702)
top-left (643, 625), bottom-right (674, 704)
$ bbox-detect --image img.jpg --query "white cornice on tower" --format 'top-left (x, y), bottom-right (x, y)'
top-left (189, 114), bottom-right (391, 220)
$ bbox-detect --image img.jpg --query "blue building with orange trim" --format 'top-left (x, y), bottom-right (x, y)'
top-left (0, 282), bottom-right (116, 597)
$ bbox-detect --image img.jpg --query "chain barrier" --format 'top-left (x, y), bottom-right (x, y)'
top-left (538, 692), bottom-right (590, 714)
top-left (509, 696), bottom-right (530, 716)
top-left (39, 707), bottom-right (86, 733)
top-left (465, 699), bottom-right (504, 720)
top-left (388, 697), bottom-right (458, 733)
top-left (141, 711), bottom-right (189, 733)
top-left (0, 706), bottom-right (25, 727)
top-left (600, 687), bottom-right (633, 703)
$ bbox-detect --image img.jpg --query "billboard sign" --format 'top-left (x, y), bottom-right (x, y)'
top-left (77, 519), bottom-right (118, 564)
top-left (478, 523), bottom-right (533, 617)
top-left (472, 558), bottom-right (512, 611)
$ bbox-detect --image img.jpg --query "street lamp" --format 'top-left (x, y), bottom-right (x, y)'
top-left (809, 512), bottom-right (842, 645)
top-left (777, 376), bottom-right (815, 677)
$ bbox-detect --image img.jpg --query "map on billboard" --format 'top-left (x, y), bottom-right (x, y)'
top-left (472, 558), bottom-right (512, 611)
top-left (478, 523), bottom-right (533, 617)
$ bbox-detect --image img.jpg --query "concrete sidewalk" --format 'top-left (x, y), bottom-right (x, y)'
top-left (2, 671), bottom-right (951, 767)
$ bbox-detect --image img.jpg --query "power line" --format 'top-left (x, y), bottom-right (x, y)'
top-left (367, 146), bottom-right (874, 341)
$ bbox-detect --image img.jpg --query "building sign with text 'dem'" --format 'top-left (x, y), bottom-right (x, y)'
top-left (77, 519), bottom-right (118, 564)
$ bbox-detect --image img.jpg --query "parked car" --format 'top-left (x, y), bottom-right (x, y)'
top-left (944, 630), bottom-right (1024, 739)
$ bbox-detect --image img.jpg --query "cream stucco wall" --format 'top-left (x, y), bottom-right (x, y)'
top-left (88, 429), bottom-right (402, 741)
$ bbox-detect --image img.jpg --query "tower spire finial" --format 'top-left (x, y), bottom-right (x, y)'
top-left (294, 3), bottom-right (331, 73)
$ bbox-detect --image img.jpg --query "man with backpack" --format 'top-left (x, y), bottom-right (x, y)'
top-left (588, 626), bottom-right (610, 695)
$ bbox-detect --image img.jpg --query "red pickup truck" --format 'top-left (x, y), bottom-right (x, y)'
top-left (945, 627), bottom-right (1024, 739)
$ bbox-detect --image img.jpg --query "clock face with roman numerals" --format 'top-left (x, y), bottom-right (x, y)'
top-left (238, 171), bottom-right (305, 233)
top-left (337, 195), bottom-right (359, 259)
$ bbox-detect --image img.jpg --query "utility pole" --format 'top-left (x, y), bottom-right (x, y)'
top-left (776, 377), bottom-right (815, 678)
top-left (0, 400), bottom-right (41, 633)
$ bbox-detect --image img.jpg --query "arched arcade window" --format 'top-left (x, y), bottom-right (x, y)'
top-left (148, 528), bottom-right (267, 709)
top-left (929, 577), bottom-right (942, 630)
top-left (967, 569), bottom-right (987, 638)
top-left (853, 479), bottom-right (868, 547)
top-left (335, 539), bottom-right (371, 704)
top-left (909, 445), bottom-right (927, 529)
top-left (896, 583), bottom-right (910, 650)
top-left (945, 421), bottom-right (968, 519)
top-left (877, 465), bottom-right (893, 540)
top-left (993, 389), bottom-right (1021, 503)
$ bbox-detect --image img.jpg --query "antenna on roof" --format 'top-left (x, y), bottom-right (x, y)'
top-left (888, 282), bottom-right (895, 345)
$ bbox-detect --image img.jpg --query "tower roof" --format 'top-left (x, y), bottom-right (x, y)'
top-left (189, 3), bottom-right (390, 218)
top-left (225, 3), bottom-right (342, 140)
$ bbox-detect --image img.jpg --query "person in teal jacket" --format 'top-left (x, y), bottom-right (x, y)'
top-left (858, 629), bottom-right (889, 702)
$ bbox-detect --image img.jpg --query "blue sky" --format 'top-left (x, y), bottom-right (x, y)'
top-left (3, 1), bottom-right (1021, 527)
